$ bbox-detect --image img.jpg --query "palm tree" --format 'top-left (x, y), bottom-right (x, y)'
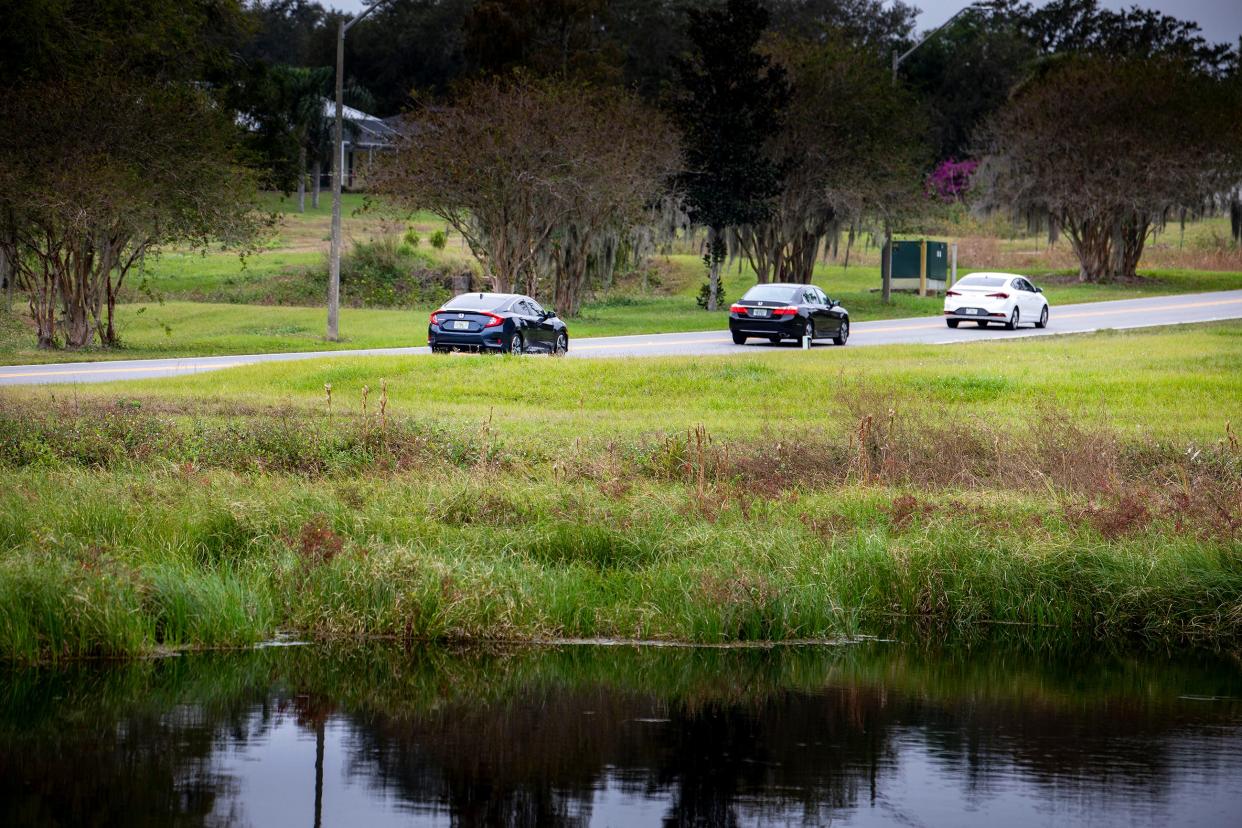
top-left (271, 66), bottom-right (372, 212)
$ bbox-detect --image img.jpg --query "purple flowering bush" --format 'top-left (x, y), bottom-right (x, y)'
top-left (927, 158), bottom-right (978, 203)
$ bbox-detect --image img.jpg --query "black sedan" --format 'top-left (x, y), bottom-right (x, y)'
top-left (728, 283), bottom-right (849, 346)
top-left (429, 292), bottom-right (569, 354)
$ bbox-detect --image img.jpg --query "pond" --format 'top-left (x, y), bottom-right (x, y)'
top-left (1, 640), bottom-right (1240, 827)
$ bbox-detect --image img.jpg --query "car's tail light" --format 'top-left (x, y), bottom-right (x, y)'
top-left (482, 312), bottom-right (504, 328)
top-left (429, 312), bottom-right (442, 325)
top-left (986, 292), bottom-right (1010, 299)
top-left (729, 304), bottom-right (746, 314)
top-left (772, 306), bottom-right (799, 316)
top-left (946, 290), bottom-right (961, 297)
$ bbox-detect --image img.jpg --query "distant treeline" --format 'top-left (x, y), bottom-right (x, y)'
top-left (235, 0), bottom-right (1238, 157)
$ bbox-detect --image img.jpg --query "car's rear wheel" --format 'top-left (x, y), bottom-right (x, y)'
top-left (1005, 308), bottom-right (1019, 330)
top-left (1036, 306), bottom-right (1049, 329)
top-left (507, 332), bottom-right (524, 354)
top-left (976, 320), bottom-right (989, 328)
top-left (946, 319), bottom-right (959, 329)
top-left (832, 319), bottom-right (849, 346)
top-left (731, 331), bottom-right (747, 345)
top-left (553, 332), bottom-right (568, 355)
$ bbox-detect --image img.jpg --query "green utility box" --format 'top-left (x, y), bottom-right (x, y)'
top-left (890, 240), bottom-right (948, 293)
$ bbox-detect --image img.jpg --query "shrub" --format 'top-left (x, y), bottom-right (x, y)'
top-left (402, 228), bottom-right (421, 249)
top-left (333, 235), bottom-right (453, 307)
top-left (695, 280), bottom-right (725, 310)
top-left (429, 229), bottom-right (448, 250)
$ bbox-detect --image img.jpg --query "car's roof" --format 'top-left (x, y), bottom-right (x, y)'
top-left (749, 282), bottom-right (814, 289)
top-left (959, 272), bottom-right (1023, 280)
top-left (453, 292), bottom-right (523, 299)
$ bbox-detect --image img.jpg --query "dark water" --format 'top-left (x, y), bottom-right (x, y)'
top-left (2, 642), bottom-right (1241, 827)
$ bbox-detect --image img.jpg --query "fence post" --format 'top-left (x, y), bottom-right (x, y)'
top-left (950, 243), bottom-right (958, 288)
top-left (918, 238), bottom-right (928, 297)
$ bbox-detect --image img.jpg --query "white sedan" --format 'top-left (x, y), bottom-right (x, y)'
top-left (943, 272), bottom-right (1049, 330)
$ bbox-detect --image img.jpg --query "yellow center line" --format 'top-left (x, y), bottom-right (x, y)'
top-left (0, 363), bottom-right (247, 380)
top-left (1058, 297), bottom-right (1242, 319)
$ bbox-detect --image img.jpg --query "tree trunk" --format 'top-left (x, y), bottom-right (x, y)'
top-left (706, 233), bottom-right (724, 312)
top-left (312, 158), bottom-right (322, 209)
top-left (298, 145), bottom-right (307, 213)
top-left (1064, 212), bottom-right (1148, 283)
top-left (0, 246), bottom-right (10, 312)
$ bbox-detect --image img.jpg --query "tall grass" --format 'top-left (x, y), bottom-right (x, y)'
top-left (0, 390), bottom-right (1237, 662)
top-left (0, 458), bottom-right (1237, 662)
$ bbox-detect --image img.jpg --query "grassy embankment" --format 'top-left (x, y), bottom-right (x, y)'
top-left (0, 323), bottom-right (1239, 661)
top-left (0, 193), bottom-right (1238, 364)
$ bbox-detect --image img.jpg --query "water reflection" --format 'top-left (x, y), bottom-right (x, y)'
top-left (1, 643), bottom-right (1240, 827)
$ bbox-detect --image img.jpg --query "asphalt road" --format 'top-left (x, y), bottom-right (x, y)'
top-left (2, 290), bottom-right (1239, 386)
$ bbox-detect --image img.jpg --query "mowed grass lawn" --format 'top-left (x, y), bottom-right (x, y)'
top-left (2, 258), bottom-right (1238, 365)
top-left (14, 322), bottom-right (1239, 444)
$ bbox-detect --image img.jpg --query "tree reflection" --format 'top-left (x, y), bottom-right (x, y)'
top-left (0, 643), bottom-right (1239, 827)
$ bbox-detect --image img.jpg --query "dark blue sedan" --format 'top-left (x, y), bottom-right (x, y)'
top-left (429, 293), bottom-right (569, 355)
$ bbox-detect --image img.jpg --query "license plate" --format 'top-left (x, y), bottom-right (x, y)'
top-left (750, 308), bottom-right (769, 317)
top-left (452, 320), bottom-right (471, 330)
top-left (963, 309), bottom-right (980, 315)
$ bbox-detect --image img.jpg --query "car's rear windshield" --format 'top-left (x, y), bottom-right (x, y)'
top-left (742, 285), bottom-right (801, 303)
top-left (445, 293), bottom-right (509, 311)
top-left (956, 275), bottom-right (1010, 287)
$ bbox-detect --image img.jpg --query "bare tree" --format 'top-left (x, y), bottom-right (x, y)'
top-left (373, 76), bottom-right (677, 311)
top-left (0, 75), bottom-right (266, 349)
top-left (976, 56), bottom-right (1242, 282)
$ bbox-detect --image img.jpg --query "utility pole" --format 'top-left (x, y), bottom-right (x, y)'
top-left (328, 0), bottom-right (393, 341)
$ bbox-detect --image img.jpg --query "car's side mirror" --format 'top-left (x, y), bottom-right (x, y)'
top-left (1035, 287), bottom-right (1043, 294)
top-left (542, 309), bottom-right (556, 319)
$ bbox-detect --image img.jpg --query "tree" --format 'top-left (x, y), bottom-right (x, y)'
top-left (765, 0), bottom-right (917, 49)
top-left (372, 76), bottom-right (677, 310)
top-left (671, 0), bottom-right (789, 311)
top-left (1016, 0), bottom-right (1236, 75)
top-left (0, 75), bottom-right (266, 348)
top-left (542, 95), bottom-right (680, 316)
top-left (280, 66), bottom-right (335, 213)
top-left (734, 35), bottom-right (926, 285)
top-left (976, 56), bottom-right (1242, 282)
top-left (231, 63), bottom-right (372, 209)
top-left (463, 0), bottom-right (622, 83)
top-left (902, 9), bottom-right (1036, 162)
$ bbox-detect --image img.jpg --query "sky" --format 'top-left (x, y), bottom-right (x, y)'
top-left (327, 1), bottom-right (1242, 46)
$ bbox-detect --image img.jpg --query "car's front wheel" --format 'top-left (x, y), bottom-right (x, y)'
top-left (507, 332), bottom-right (524, 354)
top-left (554, 332), bottom-right (568, 355)
top-left (832, 319), bottom-right (849, 346)
top-left (731, 331), bottom-right (747, 345)
top-left (1036, 306), bottom-right (1049, 329)
top-left (1005, 308), bottom-right (1019, 330)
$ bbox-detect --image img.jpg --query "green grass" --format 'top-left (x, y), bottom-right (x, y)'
top-left (0, 323), bottom-right (1237, 661)
top-left (0, 462), bottom-right (1237, 662)
top-left (11, 322), bottom-right (1233, 442)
